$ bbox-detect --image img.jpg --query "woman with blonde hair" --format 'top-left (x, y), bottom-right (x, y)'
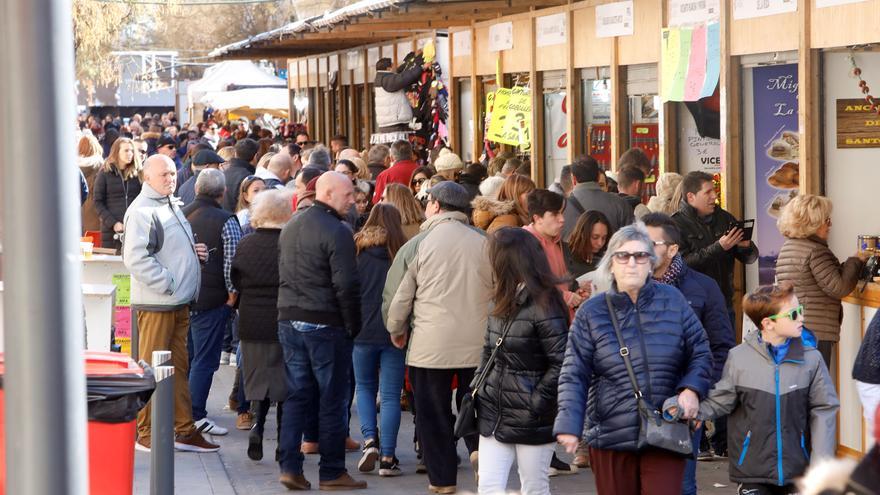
top-left (471, 174), bottom-right (536, 234)
top-left (776, 194), bottom-right (868, 366)
top-left (646, 172), bottom-right (683, 215)
top-left (380, 183), bottom-right (425, 239)
top-left (92, 137), bottom-right (142, 252)
top-left (78, 133), bottom-right (104, 233)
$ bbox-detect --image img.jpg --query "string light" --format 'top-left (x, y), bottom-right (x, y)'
top-left (848, 49), bottom-right (880, 116)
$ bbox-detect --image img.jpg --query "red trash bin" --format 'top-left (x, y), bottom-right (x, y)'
top-left (0, 351), bottom-right (154, 495)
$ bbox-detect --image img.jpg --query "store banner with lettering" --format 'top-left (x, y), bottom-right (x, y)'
top-left (487, 87), bottom-right (532, 148)
top-left (661, 23), bottom-right (720, 102)
top-left (752, 64), bottom-right (799, 284)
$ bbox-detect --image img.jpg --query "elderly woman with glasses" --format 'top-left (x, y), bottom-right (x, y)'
top-left (554, 223), bottom-right (713, 495)
top-left (775, 194), bottom-right (869, 368)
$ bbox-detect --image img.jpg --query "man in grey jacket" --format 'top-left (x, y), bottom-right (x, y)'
top-left (123, 154), bottom-right (217, 453)
top-left (562, 156), bottom-right (634, 241)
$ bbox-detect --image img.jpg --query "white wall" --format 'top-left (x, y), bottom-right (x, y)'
top-left (824, 51), bottom-right (880, 264)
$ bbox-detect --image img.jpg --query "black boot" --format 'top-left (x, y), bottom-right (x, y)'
top-left (275, 401), bottom-right (283, 462)
top-left (248, 399), bottom-right (269, 460)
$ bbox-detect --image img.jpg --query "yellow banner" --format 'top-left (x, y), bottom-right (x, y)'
top-left (486, 86), bottom-right (531, 148)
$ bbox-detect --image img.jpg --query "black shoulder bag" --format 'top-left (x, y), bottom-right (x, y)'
top-left (454, 312), bottom-right (518, 439)
top-left (604, 294), bottom-right (693, 456)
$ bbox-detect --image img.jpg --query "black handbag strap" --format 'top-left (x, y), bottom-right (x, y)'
top-left (567, 195), bottom-right (586, 216)
top-left (604, 293), bottom-right (658, 421)
top-left (469, 313), bottom-right (517, 398)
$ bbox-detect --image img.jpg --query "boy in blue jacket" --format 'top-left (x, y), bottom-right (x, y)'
top-left (666, 283), bottom-right (839, 495)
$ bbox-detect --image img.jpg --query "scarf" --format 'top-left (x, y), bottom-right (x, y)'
top-left (654, 254), bottom-right (684, 286)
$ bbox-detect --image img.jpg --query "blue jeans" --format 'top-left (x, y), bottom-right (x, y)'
top-left (277, 321), bottom-right (352, 481)
top-left (353, 343), bottom-right (406, 457)
top-left (187, 304), bottom-right (232, 421)
top-left (682, 424), bottom-right (703, 495)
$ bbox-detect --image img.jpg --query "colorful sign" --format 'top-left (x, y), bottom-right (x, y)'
top-left (487, 87), bottom-right (532, 148)
top-left (752, 64), bottom-right (800, 284)
top-left (661, 23), bottom-right (720, 102)
top-left (835, 98), bottom-right (880, 148)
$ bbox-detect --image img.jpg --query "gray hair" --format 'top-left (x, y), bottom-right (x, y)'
top-left (367, 144), bottom-right (390, 164)
top-left (390, 140), bottom-right (412, 162)
top-left (307, 145), bottom-right (331, 171)
top-left (195, 168), bottom-right (226, 198)
top-left (597, 222), bottom-right (658, 281)
top-left (250, 189), bottom-right (294, 229)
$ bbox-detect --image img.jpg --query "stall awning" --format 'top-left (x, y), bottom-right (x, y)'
top-left (209, 0), bottom-right (568, 60)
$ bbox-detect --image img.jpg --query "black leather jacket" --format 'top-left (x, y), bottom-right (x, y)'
top-left (476, 290), bottom-right (569, 445)
top-left (672, 202), bottom-right (758, 307)
top-left (277, 201), bottom-right (362, 337)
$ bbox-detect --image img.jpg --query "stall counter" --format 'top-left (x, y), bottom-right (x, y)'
top-left (839, 283), bottom-right (879, 456)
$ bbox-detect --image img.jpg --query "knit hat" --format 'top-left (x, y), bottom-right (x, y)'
top-left (433, 148), bottom-right (464, 172)
top-left (479, 175), bottom-right (505, 199)
top-left (307, 147), bottom-right (332, 171)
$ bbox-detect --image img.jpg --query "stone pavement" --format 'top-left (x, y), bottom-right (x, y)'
top-left (134, 365), bottom-right (734, 494)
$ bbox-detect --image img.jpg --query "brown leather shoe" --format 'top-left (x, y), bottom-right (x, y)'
top-left (319, 472), bottom-right (367, 491)
top-left (301, 441), bottom-right (319, 454)
top-left (345, 436), bottom-right (360, 452)
top-left (236, 412), bottom-right (254, 430)
top-left (428, 485), bottom-right (456, 494)
top-left (279, 473), bottom-right (311, 490)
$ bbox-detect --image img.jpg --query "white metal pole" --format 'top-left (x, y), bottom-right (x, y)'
top-left (1, 0), bottom-right (89, 493)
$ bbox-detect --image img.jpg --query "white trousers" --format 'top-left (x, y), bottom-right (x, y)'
top-left (477, 434), bottom-right (555, 495)
top-left (856, 380), bottom-right (880, 443)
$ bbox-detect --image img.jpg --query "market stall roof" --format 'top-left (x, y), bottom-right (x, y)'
top-left (187, 60), bottom-right (286, 108)
top-left (209, 0), bottom-right (568, 60)
top-left (200, 87), bottom-right (289, 118)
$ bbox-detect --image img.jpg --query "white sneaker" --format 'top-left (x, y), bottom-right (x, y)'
top-left (219, 351), bottom-right (230, 365)
top-left (194, 418), bottom-right (229, 436)
top-left (229, 353), bottom-right (238, 367)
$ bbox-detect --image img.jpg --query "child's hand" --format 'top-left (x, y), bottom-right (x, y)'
top-left (677, 389), bottom-right (700, 419)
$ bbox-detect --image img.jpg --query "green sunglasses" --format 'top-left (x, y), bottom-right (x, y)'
top-left (767, 304), bottom-right (803, 321)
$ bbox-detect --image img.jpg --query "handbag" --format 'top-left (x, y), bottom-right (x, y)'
top-left (454, 310), bottom-right (518, 439)
top-left (604, 294), bottom-right (693, 456)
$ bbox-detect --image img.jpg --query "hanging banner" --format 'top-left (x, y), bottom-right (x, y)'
top-left (752, 64), bottom-right (799, 284)
top-left (536, 13), bottom-right (567, 47)
top-left (668, 0), bottom-right (720, 27)
top-left (489, 22), bottom-right (514, 52)
top-left (816, 0), bottom-right (866, 6)
top-left (734, 0), bottom-right (797, 20)
top-left (487, 87), bottom-right (532, 148)
top-left (596, 1), bottom-right (634, 38)
top-left (661, 23), bottom-right (720, 102)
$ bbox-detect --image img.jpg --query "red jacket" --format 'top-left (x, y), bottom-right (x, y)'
top-left (372, 159), bottom-right (419, 204)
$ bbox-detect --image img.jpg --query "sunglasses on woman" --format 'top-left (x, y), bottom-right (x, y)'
top-left (610, 251), bottom-right (652, 264)
top-left (767, 304), bottom-right (804, 321)
top-left (411, 177), bottom-right (427, 187)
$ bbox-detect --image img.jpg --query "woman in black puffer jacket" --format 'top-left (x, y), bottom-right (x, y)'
top-left (93, 137), bottom-right (142, 252)
top-left (475, 227), bottom-right (569, 495)
top-left (231, 189), bottom-right (293, 462)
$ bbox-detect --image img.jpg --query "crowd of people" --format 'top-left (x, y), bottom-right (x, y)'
top-left (75, 112), bottom-right (880, 495)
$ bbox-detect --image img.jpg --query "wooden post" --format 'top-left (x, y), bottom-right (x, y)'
top-left (470, 23), bottom-right (481, 162)
top-left (565, 3), bottom-right (579, 164)
top-left (798, 1), bottom-right (821, 195)
top-left (610, 41), bottom-right (626, 172)
top-left (529, 8), bottom-right (543, 186)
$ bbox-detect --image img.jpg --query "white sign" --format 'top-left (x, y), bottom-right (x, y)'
top-left (680, 110), bottom-right (721, 174)
top-left (667, 0), bottom-right (720, 26)
top-left (536, 13), bottom-right (567, 47)
top-left (367, 47), bottom-right (380, 67)
top-left (453, 30), bottom-right (472, 57)
top-left (816, 0), bottom-right (866, 6)
top-left (596, 1), bottom-right (634, 38)
top-left (347, 51), bottom-right (360, 69)
top-left (733, 0), bottom-right (797, 20)
top-left (489, 22), bottom-right (514, 52)
top-left (328, 55), bottom-right (338, 73)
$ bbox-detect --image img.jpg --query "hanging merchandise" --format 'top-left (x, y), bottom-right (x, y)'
top-left (399, 41), bottom-right (450, 152)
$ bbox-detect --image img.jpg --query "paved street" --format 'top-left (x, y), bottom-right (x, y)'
top-left (134, 365), bottom-right (733, 494)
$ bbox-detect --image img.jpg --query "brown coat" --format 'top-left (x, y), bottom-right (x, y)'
top-left (775, 236), bottom-right (863, 342)
top-left (471, 196), bottom-right (522, 234)
top-left (79, 157), bottom-right (103, 234)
